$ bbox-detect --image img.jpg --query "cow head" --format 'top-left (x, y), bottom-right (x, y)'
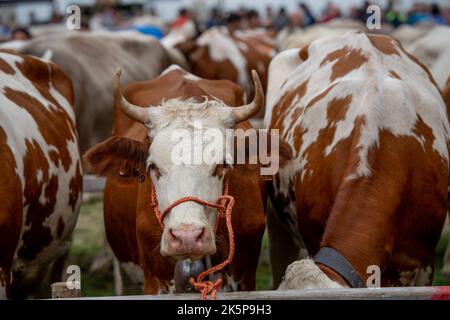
top-left (85, 68), bottom-right (264, 260)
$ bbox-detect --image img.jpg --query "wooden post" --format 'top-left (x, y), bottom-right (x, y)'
top-left (51, 282), bottom-right (81, 299)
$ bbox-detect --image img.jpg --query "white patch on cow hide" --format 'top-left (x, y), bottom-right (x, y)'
top-left (278, 258), bottom-right (342, 290)
top-left (266, 31), bottom-right (450, 184)
top-left (0, 52), bottom-right (81, 290)
top-left (161, 20), bottom-right (197, 48)
top-left (184, 73), bottom-right (200, 82)
top-left (161, 64), bottom-right (183, 76)
top-left (264, 48), bottom-right (303, 127)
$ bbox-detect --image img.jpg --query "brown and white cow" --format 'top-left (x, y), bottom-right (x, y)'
top-left (2, 31), bottom-right (186, 155)
top-left (265, 31), bottom-right (449, 289)
top-left (442, 77), bottom-right (450, 276)
top-left (175, 27), bottom-right (276, 124)
top-left (0, 51), bottom-right (82, 299)
top-left (84, 65), bottom-right (276, 294)
top-left (407, 26), bottom-right (450, 89)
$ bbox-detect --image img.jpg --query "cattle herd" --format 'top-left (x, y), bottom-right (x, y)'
top-left (1, 18), bottom-right (450, 299)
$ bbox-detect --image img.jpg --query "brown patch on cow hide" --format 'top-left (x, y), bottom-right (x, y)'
top-left (299, 45), bottom-right (309, 61)
top-left (293, 124), bottom-right (307, 154)
top-left (314, 119), bottom-right (447, 284)
top-left (270, 79), bottom-right (309, 133)
top-left (320, 46), bottom-right (368, 82)
top-left (0, 128), bottom-right (22, 286)
top-left (388, 70), bottom-right (401, 80)
top-left (0, 57), bottom-right (15, 75)
top-left (4, 88), bottom-right (76, 171)
top-left (412, 115), bottom-right (435, 152)
top-left (443, 78), bottom-right (450, 124)
top-left (18, 140), bottom-right (59, 260)
top-left (306, 83), bottom-right (339, 109)
top-left (16, 56), bottom-right (75, 110)
top-left (326, 95), bottom-right (352, 124)
top-left (367, 34), bottom-right (401, 56)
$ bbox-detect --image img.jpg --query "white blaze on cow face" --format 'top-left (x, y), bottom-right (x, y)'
top-left (144, 99), bottom-right (235, 260)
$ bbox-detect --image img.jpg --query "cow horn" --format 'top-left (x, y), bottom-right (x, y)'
top-left (113, 68), bottom-right (151, 124)
top-left (231, 70), bottom-right (264, 123)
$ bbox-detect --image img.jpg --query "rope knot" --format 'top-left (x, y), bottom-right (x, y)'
top-left (189, 277), bottom-right (223, 300)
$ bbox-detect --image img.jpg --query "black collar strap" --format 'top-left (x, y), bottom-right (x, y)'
top-left (313, 247), bottom-right (366, 288)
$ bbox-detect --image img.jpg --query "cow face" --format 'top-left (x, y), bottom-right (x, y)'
top-left (146, 100), bottom-right (235, 259)
top-left (85, 68), bottom-right (264, 261)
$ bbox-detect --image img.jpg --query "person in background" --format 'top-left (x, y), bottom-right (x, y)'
top-left (430, 3), bottom-right (447, 25)
top-left (262, 6), bottom-right (274, 28)
top-left (225, 12), bottom-right (241, 34)
top-left (205, 7), bottom-right (223, 29)
top-left (443, 7), bottom-right (450, 25)
top-left (171, 8), bottom-right (190, 29)
top-left (9, 27), bottom-right (32, 41)
top-left (320, 1), bottom-right (341, 23)
top-left (385, 0), bottom-right (406, 28)
top-left (300, 2), bottom-right (316, 27)
top-left (407, 3), bottom-right (432, 25)
top-left (274, 7), bottom-right (290, 31)
top-left (0, 18), bottom-right (10, 41)
top-left (246, 9), bottom-right (261, 29)
top-left (290, 7), bottom-right (304, 29)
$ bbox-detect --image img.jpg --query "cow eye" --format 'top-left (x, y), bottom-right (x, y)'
top-left (148, 162), bottom-right (158, 171)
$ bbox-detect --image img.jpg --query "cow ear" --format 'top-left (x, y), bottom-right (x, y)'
top-left (83, 136), bottom-right (150, 180)
top-left (232, 130), bottom-right (293, 178)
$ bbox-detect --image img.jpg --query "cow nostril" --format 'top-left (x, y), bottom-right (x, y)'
top-left (196, 228), bottom-right (205, 242)
top-left (169, 228), bottom-right (181, 242)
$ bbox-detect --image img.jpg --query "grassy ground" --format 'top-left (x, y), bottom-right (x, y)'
top-left (69, 197), bottom-right (450, 296)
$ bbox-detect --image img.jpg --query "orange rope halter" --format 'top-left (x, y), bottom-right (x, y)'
top-left (150, 177), bottom-right (235, 300)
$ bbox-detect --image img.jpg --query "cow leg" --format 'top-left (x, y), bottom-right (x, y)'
top-left (0, 268), bottom-right (9, 299)
top-left (119, 262), bottom-right (144, 295)
top-left (266, 199), bottom-right (304, 289)
top-left (113, 257), bottom-right (123, 296)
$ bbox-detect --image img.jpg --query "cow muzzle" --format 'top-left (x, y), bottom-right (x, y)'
top-left (163, 224), bottom-right (216, 259)
top-left (150, 177), bottom-right (234, 260)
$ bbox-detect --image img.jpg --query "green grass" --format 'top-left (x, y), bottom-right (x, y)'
top-left (67, 195), bottom-right (115, 297)
top-left (433, 229), bottom-right (450, 285)
top-left (69, 197), bottom-right (450, 296)
top-left (256, 232), bottom-right (271, 290)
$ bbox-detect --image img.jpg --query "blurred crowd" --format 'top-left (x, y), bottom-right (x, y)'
top-left (1, 1), bottom-right (450, 42)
